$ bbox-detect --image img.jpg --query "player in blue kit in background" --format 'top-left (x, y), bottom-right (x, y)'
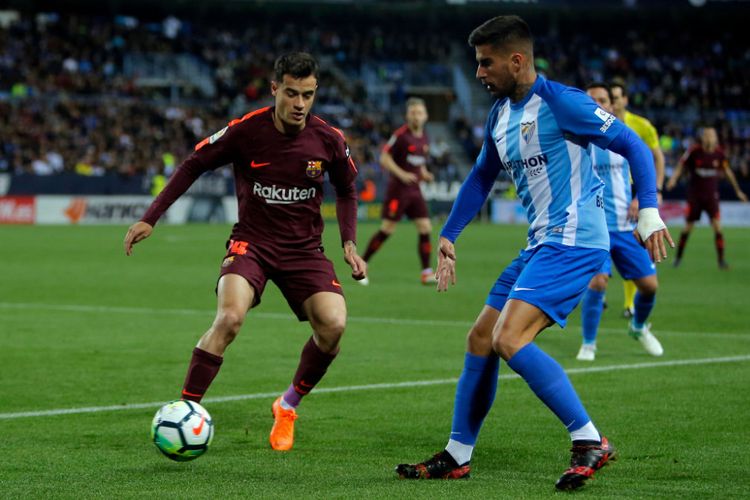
top-left (395, 16), bottom-right (673, 491)
top-left (576, 83), bottom-right (663, 362)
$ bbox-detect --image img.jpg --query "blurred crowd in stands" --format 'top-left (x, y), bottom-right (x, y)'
top-left (1, 11), bottom-right (748, 192)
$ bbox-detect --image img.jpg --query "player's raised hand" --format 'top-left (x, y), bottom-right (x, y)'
top-left (635, 208), bottom-right (674, 263)
top-left (124, 221), bottom-right (153, 256)
top-left (343, 240), bottom-right (367, 281)
top-left (436, 236), bottom-right (457, 292)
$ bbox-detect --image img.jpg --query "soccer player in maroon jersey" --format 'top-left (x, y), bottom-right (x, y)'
top-left (123, 52), bottom-right (366, 451)
top-left (360, 97), bottom-right (437, 285)
top-left (666, 127), bottom-right (747, 269)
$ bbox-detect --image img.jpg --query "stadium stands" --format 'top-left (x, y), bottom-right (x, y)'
top-left (1, 6), bottom-right (747, 192)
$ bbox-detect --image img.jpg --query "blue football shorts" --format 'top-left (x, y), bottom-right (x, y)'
top-left (599, 231), bottom-right (656, 280)
top-left (486, 242), bottom-right (608, 328)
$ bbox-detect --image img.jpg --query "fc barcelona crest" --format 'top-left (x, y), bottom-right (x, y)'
top-left (521, 121), bottom-right (536, 144)
top-left (306, 160), bottom-right (323, 178)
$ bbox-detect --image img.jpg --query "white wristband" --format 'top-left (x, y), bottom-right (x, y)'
top-left (636, 207), bottom-right (666, 242)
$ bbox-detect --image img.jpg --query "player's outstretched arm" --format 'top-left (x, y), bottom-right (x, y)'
top-left (343, 240), bottom-right (367, 281)
top-left (635, 208), bottom-right (674, 263)
top-left (436, 236), bottom-right (457, 292)
top-left (605, 128), bottom-right (674, 262)
top-left (665, 160), bottom-right (684, 191)
top-left (723, 164), bottom-right (749, 202)
top-left (124, 221), bottom-right (153, 256)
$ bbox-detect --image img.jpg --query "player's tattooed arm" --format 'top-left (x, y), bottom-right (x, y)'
top-left (436, 236), bottom-right (457, 292)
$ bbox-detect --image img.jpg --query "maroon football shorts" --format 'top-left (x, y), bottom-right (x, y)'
top-left (686, 195), bottom-right (720, 222)
top-left (381, 187), bottom-right (429, 221)
top-left (217, 238), bottom-right (344, 321)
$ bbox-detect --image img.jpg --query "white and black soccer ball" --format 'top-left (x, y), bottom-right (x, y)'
top-left (151, 400), bottom-right (214, 462)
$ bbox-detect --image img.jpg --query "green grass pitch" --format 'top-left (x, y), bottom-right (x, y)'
top-left (1, 222), bottom-right (749, 498)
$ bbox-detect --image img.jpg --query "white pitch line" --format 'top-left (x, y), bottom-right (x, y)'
top-left (1, 354), bottom-right (749, 421)
top-left (1, 302), bottom-right (748, 338)
top-left (0, 302), bottom-right (469, 327)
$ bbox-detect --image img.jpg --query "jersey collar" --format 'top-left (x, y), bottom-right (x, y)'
top-left (510, 74), bottom-right (542, 111)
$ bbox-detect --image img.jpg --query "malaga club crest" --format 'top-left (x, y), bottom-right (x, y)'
top-left (521, 121), bottom-right (536, 144)
top-left (306, 160), bottom-right (323, 178)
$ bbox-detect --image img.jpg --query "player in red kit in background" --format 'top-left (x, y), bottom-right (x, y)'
top-left (666, 126), bottom-right (747, 269)
top-left (123, 52), bottom-right (366, 452)
top-left (360, 97), bottom-right (437, 285)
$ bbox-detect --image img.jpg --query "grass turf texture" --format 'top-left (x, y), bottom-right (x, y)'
top-left (1, 222), bottom-right (749, 498)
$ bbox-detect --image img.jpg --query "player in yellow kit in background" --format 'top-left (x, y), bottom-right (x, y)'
top-left (610, 80), bottom-right (665, 318)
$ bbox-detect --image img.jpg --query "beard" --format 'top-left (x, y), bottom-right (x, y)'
top-left (483, 77), bottom-right (515, 100)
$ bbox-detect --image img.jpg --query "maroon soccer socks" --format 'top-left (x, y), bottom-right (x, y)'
top-left (282, 336), bottom-right (338, 408)
top-left (181, 347), bottom-right (223, 402)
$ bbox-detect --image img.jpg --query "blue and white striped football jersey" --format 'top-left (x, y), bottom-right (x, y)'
top-left (472, 75), bottom-right (624, 250)
top-left (590, 144), bottom-right (635, 232)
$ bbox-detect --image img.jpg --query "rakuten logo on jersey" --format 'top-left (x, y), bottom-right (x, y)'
top-left (406, 154), bottom-right (427, 167)
top-left (695, 168), bottom-right (718, 178)
top-left (253, 182), bottom-right (316, 205)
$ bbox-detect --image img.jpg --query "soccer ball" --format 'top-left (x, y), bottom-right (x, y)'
top-left (151, 400), bottom-right (214, 462)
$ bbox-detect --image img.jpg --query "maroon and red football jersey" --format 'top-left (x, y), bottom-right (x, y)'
top-left (141, 107), bottom-right (358, 248)
top-left (681, 145), bottom-right (727, 199)
top-left (383, 125), bottom-right (430, 194)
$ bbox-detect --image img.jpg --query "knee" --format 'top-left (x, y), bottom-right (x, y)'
top-left (492, 330), bottom-right (526, 361)
top-left (466, 322), bottom-right (493, 355)
top-left (590, 274), bottom-right (608, 292)
top-left (312, 310), bottom-right (347, 340)
top-left (380, 220), bottom-right (396, 234)
top-left (638, 277), bottom-right (658, 296)
top-left (324, 315), bottom-right (347, 337)
top-left (213, 309), bottom-right (245, 341)
top-left (491, 335), bottom-right (510, 360)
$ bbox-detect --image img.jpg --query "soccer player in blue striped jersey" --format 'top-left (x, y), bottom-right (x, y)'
top-left (577, 83), bottom-right (663, 362)
top-left (395, 16), bottom-right (673, 491)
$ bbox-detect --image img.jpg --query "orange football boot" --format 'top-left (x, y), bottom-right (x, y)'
top-left (270, 397), bottom-right (297, 451)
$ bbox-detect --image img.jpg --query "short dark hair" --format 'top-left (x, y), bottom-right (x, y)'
top-left (274, 52), bottom-right (319, 82)
top-left (585, 81), bottom-right (613, 102)
top-left (609, 79), bottom-right (627, 97)
top-left (468, 15), bottom-right (533, 51)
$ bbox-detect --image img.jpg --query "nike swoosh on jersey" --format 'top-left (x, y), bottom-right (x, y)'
top-left (513, 287), bottom-right (536, 291)
top-left (250, 160), bottom-right (271, 168)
